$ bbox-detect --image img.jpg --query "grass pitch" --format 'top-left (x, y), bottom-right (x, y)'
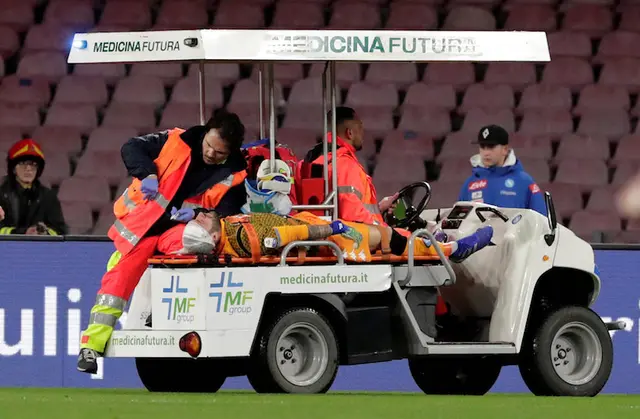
top-left (0, 388), bottom-right (638, 419)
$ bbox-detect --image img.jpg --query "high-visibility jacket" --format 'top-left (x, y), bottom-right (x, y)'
top-left (109, 128), bottom-right (247, 256)
top-left (310, 134), bottom-right (385, 225)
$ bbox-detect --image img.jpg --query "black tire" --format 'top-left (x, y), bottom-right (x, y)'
top-left (247, 307), bottom-right (339, 394)
top-left (136, 357), bottom-right (226, 393)
top-left (518, 305), bottom-right (613, 397)
top-left (408, 356), bottom-right (502, 395)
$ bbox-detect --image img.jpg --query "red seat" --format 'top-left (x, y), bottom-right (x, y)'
top-left (555, 133), bottom-right (610, 161)
top-left (0, 75), bottom-right (51, 107)
top-left (423, 63), bottom-right (475, 91)
top-left (52, 75), bottom-right (109, 108)
top-left (358, 109), bottom-right (395, 141)
top-left (517, 84), bottom-right (572, 115)
top-left (547, 31), bottom-right (592, 58)
top-left (31, 126), bottom-right (83, 156)
top-left (554, 158), bottom-right (609, 191)
top-left (309, 62), bottom-right (361, 90)
top-left (612, 135), bottom-right (640, 163)
top-left (22, 24), bottom-right (75, 55)
top-left (402, 83), bottom-right (456, 112)
top-left (170, 76), bottom-right (224, 108)
top-left (187, 63), bottom-right (240, 87)
top-left (372, 154), bottom-right (426, 183)
top-left (93, 205), bottom-right (116, 235)
top-left (483, 63), bottom-right (536, 91)
top-left (569, 210), bottom-right (621, 239)
top-left (328, 2), bottom-right (380, 29)
top-left (74, 150), bottom-right (128, 187)
top-left (443, 6), bottom-right (496, 30)
top-left (0, 1), bottom-right (33, 32)
top-left (287, 77), bottom-right (344, 115)
top-left (595, 31), bottom-right (640, 61)
top-left (86, 126), bottom-right (137, 153)
top-left (130, 63), bottom-right (183, 87)
top-left (459, 84), bottom-right (514, 113)
top-left (17, 52), bottom-right (68, 84)
top-left (519, 157), bottom-right (551, 183)
top-left (598, 58), bottom-right (640, 93)
top-left (43, 0), bottom-right (94, 30)
top-left (425, 181), bottom-right (464, 210)
top-left (101, 103), bottom-right (156, 133)
top-left (61, 202), bottom-right (94, 234)
top-left (227, 79), bottom-right (284, 115)
top-left (518, 110), bottom-right (573, 138)
top-left (154, 0), bottom-right (208, 30)
top-left (0, 25), bottom-right (20, 59)
top-left (213, 0), bottom-right (264, 28)
top-left (562, 4), bottom-right (612, 37)
top-left (460, 108), bottom-right (515, 133)
top-left (158, 103), bottom-right (215, 131)
top-left (280, 107), bottom-right (326, 137)
top-left (606, 230), bottom-right (640, 244)
top-left (439, 132), bottom-right (479, 159)
top-left (58, 176), bottom-right (112, 211)
top-left (271, 1), bottom-right (324, 28)
top-left (586, 186), bottom-right (617, 212)
top-left (38, 152), bottom-right (70, 186)
top-left (509, 133), bottom-right (553, 159)
top-left (612, 161), bottom-right (640, 185)
top-left (0, 103), bottom-right (40, 132)
top-left (503, 5), bottom-right (557, 31)
top-left (381, 131), bottom-right (435, 160)
top-left (44, 104), bottom-right (97, 135)
top-left (438, 158), bottom-right (474, 183)
top-left (274, 127), bottom-right (319, 161)
top-left (396, 108), bottom-right (452, 138)
top-left (574, 84), bottom-right (630, 114)
top-left (73, 62), bottom-right (126, 86)
top-left (365, 63), bottom-right (418, 90)
top-left (344, 82), bottom-right (398, 113)
top-left (576, 110), bottom-right (630, 141)
top-left (98, 0), bottom-right (152, 30)
top-left (111, 75), bottom-right (166, 108)
top-left (386, 3), bottom-right (437, 29)
top-left (541, 57), bottom-right (594, 92)
top-left (542, 182), bottom-right (583, 218)
top-left (618, 6), bottom-right (640, 33)
top-left (250, 64), bottom-right (304, 89)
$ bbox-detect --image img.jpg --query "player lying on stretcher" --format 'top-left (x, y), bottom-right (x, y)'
top-left (175, 210), bottom-right (493, 263)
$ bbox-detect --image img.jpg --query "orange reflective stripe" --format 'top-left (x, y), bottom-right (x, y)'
top-left (241, 222), bottom-right (262, 264)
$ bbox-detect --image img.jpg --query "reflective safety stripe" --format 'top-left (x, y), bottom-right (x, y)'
top-left (182, 202), bottom-right (203, 210)
top-left (220, 174), bottom-right (235, 187)
top-left (364, 203), bottom-right (381, 214)
top-left (337, 185), bottom-right (363, 200)
top-left (89, 312), bottom-right (118, 327)
top-left (96, 293), bottom-right (127, 311)
top-left (0, 226), bottom-right (14, 234)
top-left (113, 219), bottom-right (140, 247)
top-left (122, 189), bottom-right (136, 210)
top-left (155, 192), bottom-right (170, 208)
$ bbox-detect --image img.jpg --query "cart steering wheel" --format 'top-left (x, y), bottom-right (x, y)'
top-left (383, 181), bottom-right (432, 229)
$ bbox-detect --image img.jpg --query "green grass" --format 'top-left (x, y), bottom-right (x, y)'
top-left (0, 388), bottom-right (638, 419)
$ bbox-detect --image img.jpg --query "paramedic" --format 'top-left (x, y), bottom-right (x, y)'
top-left (77, 110), bottom-right (248, 374)
top-left (458, 124), bottom-right (547, 216)
top-left (301, 107), bottom-right (398, 225)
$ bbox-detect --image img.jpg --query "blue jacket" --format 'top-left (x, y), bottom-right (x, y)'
top-left (458, 151), bottom-right (547, 216)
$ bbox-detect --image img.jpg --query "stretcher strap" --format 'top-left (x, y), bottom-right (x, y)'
top-left (148, 253), bottom-right (445, 265)
top-left (241, 222), bottom-right (262, 264)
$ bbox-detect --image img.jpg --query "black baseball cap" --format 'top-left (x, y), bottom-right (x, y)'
top-left (473, 124), bottom-right (509, 146)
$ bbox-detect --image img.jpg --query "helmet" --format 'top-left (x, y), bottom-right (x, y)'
top-left (7, 139), bottom-right (45, 178)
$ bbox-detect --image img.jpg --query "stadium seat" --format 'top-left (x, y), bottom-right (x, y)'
top-left (509, 133), bottom-right (553, 159)
top-left (438, 158), bottom-right (473, 183)
top-left (281, 107), bottom-right (326, 137)
top-left (595, 31), bottom-right (640, 61)
top-left (385, 3), bottom-right (438, 29)
top-left (22, 24), bottom-right (76, 55)
top-left (439, 132), bottom-right (478, 159)
top-left (98, 0), bottom-right (152, 30)
top-left (373, 154), bottom-right (426, 183)
top-left (569, 210), bottom-right (622, 240)
top-left (73, 62), bottom-right (126, 86)
top-left (396, 108), bottom-right (452, 139)
top-left (424, 181), bottom-right (464, 210)
top-left (38, 152), bottom-right (70, 186)
top-left (85, 126), bottom-right (138, 153)
top-left (169, 76), bottom-right (224, 108)
top-left (423, 63), bottom-right (475, 91)
top-left (554, 158), bottom-right (609, 191)
top-left (31, 126), bottom-right (83, 156)
top-left (213, 0), bottom-right (265, 28)
top-left (443, 6), bottom-right (496, 30)
top-left (365, 63), bottom-right (418, 90)
top-left (598, 58), bottom-right (640, 93)
top-left (0, 128), bottom-right (23, 146)
top-left (101, 103), bottom-right (157, 133)
top-left (111, 75), bottom-right (167, 108)
top-left (271, 1), bottom-right (325, 28)
top-left (375, 179), bottom-right (415, 203)
top-left (130, 63), bottom-right (183, 87)
top-left (483, 63), bottom-right (536, 91)
top-left (93, 205), bottom-right (116, 235)
top-left (287, 77), bottom-right (344, 114)
top-left (0, 103), bottom-right (40, 132)
top-left (541, 182), bottom-right (584, 218)
top-left (74, 150), bottom-right (128, 187)
top-left (57, 176), bottom-right (112, 211)
top-left (555, 133), bottom-right (611, 161)
top-left (519, 157), bottom-right (551, 183)
top-left (0, 25), bottom-right (20, 60)
top-left (275, 127), bottom-right (319, 160)
top-left (380, 131), bottom-right (435, 160)
top-left (401, 83), bottom-right (456, 113)
top-left (574, 84), bottom-right (630, 114)
top-left (459, 84), bottom-right (515, 114)
top-left (43, 0), bottom-right (95, 30)
top-left (611, 135), bottom-right (640, 163)
top-left (358, 109), bottom-right (395, 140)
top-left (0, 75), bottom-right (51, 107)
top-left (461, 108), bottom-right (516, 133)
top-left (308, 62), bottom-right (362, 90)
top-left (328, 2), bottom-right (381, 29)
top-left (561, 4), bottom-right (612, 38)
top-left (250, 64), bottom-right (304, 88)
top-left (576, 110), bottom-right (630, 140)
top-left (618, 6), bottom-right (640, 33)
top-left (227, 78), bottom-right (284, 115)
top-left (52, 75), bottom-right (109, 108)
top-left (585, 186), bottom-right (617, 212)
top-left (0, 0), bottom-right (34, 32)
top-left (158, 102), bottom-right (215, 131)
top-left (541, 57), bottom-right (594, 92)
top-left (44, 103), bottom-right (97, 135)
top-left (606, 230), bottom-right (640, 244)
top-left (517, 84), bottom-right (572, 115)
top-left (61, 202), bottom-right (95, 234)
top-left (17, 52), bottom-right (68, 84)
top-left (611, 161), bottom-right (640, 185)
top-left (154, 0), bottom-right (208, 30)
top-left (344, 82), bottom-right (398, 113)
top-left (503, 5), bottom-right (557, 31)
top-left (518, 110), bottom-right (574, 138)
top-left (187, 63), bottom-right (240, 87)
top-left (547, 31), bottom-right (592, 58)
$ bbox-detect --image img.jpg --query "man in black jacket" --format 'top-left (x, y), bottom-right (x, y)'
top-left (0, 139), bottom-right (67, 235)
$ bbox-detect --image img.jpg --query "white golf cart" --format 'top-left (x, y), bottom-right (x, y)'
top-left (68, 29), bottom-right (624, 396)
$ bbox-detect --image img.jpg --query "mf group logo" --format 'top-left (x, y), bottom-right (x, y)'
top-left (209, 272), bottom-right (253, 315)
top-left (161, 276), bottom-right (196, 324)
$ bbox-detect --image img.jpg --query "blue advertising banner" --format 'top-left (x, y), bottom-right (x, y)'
top-left (0, 240), bottom-right (639, 393)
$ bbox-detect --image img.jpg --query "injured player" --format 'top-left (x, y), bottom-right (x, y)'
top-left (179, 210), bottom-right (493, 263)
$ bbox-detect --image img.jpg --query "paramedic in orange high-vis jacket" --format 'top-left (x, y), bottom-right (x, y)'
top-left (77, 110), bottom-right (248, 374)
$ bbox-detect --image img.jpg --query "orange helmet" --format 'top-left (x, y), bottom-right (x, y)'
top-left (7, 139), bottom-right (45, 178)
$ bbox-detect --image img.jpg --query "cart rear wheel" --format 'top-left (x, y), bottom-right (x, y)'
top-left (248, 308), bottom-right (339, 394)
top-left (408, 356), bottom-right (501, 395)
top-left (135, 358), bottom-right (226, 392)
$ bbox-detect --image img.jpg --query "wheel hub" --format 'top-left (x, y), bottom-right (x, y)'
top-left (550, 321), bottom-right (602, 386)
top-left (275, 322), bottom-right (329, 387)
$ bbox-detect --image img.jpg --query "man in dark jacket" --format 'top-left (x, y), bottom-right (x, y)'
top-left (77, 110), bottom-right (249, 374)
top-left (458, 125), bottom-right (547, 216)
top-left (0, 139), bottom-right (67, 235)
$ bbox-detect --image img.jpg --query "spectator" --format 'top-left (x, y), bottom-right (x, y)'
top-left (458, 125), bottom-right (547, 216)
top-left (0, 139), bottom-right (67, 235)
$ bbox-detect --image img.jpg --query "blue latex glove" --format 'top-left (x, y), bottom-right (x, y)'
top-left (140, 175), bottom-right (158, 200)
top-left (170, 207), bottom-right (195, 223)
top-left (330, 220), bottom-right (349, 235)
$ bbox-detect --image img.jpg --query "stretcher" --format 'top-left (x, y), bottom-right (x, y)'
top-left (67, 28), bottom-right (621, 397)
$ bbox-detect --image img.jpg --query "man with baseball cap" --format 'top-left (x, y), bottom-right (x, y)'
top-left (457, 124), bottom-right (546, 215)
